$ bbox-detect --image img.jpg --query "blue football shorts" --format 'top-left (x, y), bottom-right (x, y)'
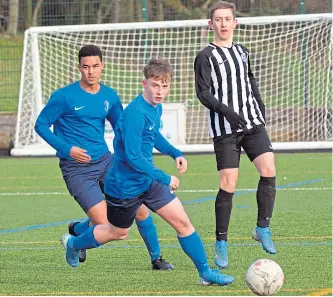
top-left (105, 180), bottom-right (176, 228)
top-left (59, 152), bottom-right (113, 212)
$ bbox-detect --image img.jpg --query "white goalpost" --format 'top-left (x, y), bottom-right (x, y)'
top-left (11, 14), bottom-right (332, 156)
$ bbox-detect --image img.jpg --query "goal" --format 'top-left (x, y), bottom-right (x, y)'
top-left (11, 14), bottom-right (332, 156)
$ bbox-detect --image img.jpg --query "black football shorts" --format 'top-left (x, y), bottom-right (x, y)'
top-left (213, 124), bottom-right (273, 170)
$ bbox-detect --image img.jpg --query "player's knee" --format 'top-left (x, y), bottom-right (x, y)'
top-left (173, 217), bottom-right (194, 236)
top-left (260, 164), bottom-right (276, 177)
top-left (114, 228), bottom-right (129, 240)
top-left (220, 177), bottom-right (237, 193)
top-left (135, 205), bottom-right (150, 221)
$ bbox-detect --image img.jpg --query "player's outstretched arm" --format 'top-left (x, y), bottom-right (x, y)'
top-left (154, 132), bottom-right (182, 158)
top-left (154, 132), bottom-right (187, 174)
top-left (34, 90), bottom-right (73, 156)
top-left (194, 53), bottom-right (246, 129)
top-left (154, 133), bottom-right (188, 175)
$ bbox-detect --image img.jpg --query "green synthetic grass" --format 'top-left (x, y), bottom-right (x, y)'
top-left (0, 152), bottom-right (332, 295)
top-left (0, 36), bottom-right (24, 112)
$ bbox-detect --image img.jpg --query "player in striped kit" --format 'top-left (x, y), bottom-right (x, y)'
top-left (194, 1), bottom-right (277, 268)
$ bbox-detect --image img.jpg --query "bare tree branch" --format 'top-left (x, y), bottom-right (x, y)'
top-left (102, 1), bottom-right (114, 21)
top-left (96, 1), bottom-right (115, 24)
top-left (32, 0), bottom-right (44, 27)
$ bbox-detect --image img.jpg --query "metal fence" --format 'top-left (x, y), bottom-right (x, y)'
top-left (0, 0), bottom-right (331, 112)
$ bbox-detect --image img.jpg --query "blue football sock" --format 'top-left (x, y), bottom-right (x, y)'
top-left (72, 225), bottom-right (101, 250)
top-left (73, 219), bottom-right (90, 235)
top-left (136, 214), bottom-right (160, 262)
top-left (178, 231), bottom-right (209, 274)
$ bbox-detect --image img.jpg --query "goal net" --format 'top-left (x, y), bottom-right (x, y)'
top-left (11, 14), bottom-right (332, 155)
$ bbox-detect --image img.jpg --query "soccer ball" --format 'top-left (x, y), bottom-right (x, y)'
top-left (246, 259), bottom-right (284, 296)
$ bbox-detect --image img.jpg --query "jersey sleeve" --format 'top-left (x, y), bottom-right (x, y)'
top-left (154, 132), bottom-right (182, 159)
top-left (106, 91), bottom-right (123, 130)
top-left (34, 90), bottom-right (72, 156)
top-left (154, 104), bottom-right (182, 158)
top-left (122, 113), bottom-right (171, 186)
top-left (194, 51), bottom-right (233, 116)
top-left (248, 56), bottom-right (265, 120)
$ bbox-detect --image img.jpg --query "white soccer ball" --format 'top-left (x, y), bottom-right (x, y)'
top-left (246, 259), bottom-right (284, 296)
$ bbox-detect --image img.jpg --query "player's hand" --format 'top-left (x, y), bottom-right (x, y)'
top-left (69, 146), bottom-right (91, 163)
top-left (175, 156), bottom-right (188, 175)
top-left (169, 176), bottom-right (180, 191)
top-left (224, 109), bottom-right (247, 130)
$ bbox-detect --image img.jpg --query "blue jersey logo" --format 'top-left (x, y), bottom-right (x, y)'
top-left (104, 101), bottom-right (109, 112)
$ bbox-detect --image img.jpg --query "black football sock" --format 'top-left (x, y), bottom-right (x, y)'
top-left (256, 176), bottom-right (276, 228)
top-left (215, 188), bottom-right (234, 241)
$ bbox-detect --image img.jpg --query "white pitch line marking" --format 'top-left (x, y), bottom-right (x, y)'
top-left (0, 187), bottom-right (331, 196)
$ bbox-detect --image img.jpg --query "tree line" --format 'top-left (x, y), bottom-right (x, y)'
top-left (1, 0), bottom-right (331, 35)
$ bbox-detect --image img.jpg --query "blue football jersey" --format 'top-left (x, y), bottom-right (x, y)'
top-left (104, 94), bottom-right (182, 198)
top-left (35, 81), bottom-right (123, 160)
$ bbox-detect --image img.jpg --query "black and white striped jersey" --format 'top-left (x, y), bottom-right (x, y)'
top-left (194, 42), bottom-right (265, 138)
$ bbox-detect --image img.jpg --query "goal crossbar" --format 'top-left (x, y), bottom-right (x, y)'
top-left (27, 13), bottom-right (332, 33)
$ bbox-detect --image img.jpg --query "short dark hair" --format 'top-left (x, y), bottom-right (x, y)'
top-left (78, 45), bottom-right (102, 63)
top-left (209, 1), bottom-right (236, 20)
top-left (143, 56), bottom-right (173, 82)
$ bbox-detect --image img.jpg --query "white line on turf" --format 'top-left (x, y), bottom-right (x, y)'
top-left (0, 187), bottom-right (331, 196)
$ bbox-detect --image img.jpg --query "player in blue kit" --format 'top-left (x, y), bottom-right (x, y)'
top-left (60, 56), bottom-right (234, 286)
top-left (35, 45), bottom-right (174, 270)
